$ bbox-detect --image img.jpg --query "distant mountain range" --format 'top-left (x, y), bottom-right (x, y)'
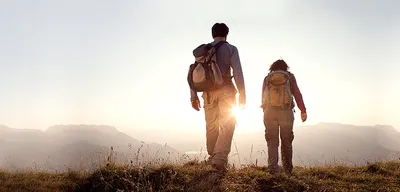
top-left (1, 123), bottom-right (399, 171)
top-left (0, 125), bottom-right (180, 172)
top-left (177, 123), bottom-right (400, 167)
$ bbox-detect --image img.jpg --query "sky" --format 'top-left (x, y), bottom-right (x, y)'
top-left (0, 0), bottom-right (399, 143)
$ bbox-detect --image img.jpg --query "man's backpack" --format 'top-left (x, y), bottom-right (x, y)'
top-left (262, 70), bottom-right (294, 109)
top-left (187, 41), bottom-right (227, 92)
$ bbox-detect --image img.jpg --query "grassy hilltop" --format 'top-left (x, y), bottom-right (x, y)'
top-left (0, 160), bottom-right (399, 192)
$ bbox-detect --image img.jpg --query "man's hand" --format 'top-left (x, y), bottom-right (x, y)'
top-left (239, 94), bottom-right (246, 108)
top-left (301, 112), bottom-right (307, 122)
top-left (191, 99), bottom-right (201, 111)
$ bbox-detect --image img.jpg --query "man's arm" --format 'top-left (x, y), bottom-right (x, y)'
top-left (289, 73), bottom-right (306, 113)
top-left (230, 46), bottom-right (246, 96)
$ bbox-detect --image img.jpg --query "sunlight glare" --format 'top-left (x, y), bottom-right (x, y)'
top-left (230, 104), bottom-right (262, 132)
top-left (231, 105), bottom-right (243, 120)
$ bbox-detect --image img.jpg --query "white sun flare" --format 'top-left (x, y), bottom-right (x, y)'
top-left (230, 105), bottom-right (262, 131)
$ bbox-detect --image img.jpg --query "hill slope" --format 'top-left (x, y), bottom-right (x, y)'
top-left (0, 125), bottom-right (180, 171)
top-left (0, 161), bottom-right (399, 192)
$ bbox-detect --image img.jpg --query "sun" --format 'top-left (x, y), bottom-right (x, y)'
top-left (230, 104), bottom-right (263, 131)
top-left (231, 105), bottom-right (262, 126)
top-left (231, 105), bottom-right (244, 119)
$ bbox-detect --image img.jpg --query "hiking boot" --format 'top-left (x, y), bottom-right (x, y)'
top-left (268, 169), bottom-right (279, 175)
top-left (284, 170), bottom-right (293, 176)
top-left (267, 165), bottom-right (279, 175)
top-left (283, 167), bottom-right (293, 176)
top-left (205, 155), bottom-right (214, 165)
top-left (211, 163), bottom-right (228, 173)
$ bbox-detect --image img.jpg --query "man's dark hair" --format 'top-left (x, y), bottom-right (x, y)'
top-left (269, 59), bottom-right (289, 71)
top-left (212, 23), bottom-right (229, 38)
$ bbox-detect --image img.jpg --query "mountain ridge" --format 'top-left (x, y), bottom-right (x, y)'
top-left (0, 124), bottom-right (181, 171)
top-left (177, 122), bottom-right (400, 167)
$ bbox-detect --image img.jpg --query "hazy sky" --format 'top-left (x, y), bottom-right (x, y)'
top-left (1, 0), bottom-right (399, 143)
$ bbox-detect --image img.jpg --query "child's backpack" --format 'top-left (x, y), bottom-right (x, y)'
top-left (262, 70), bottom-right (294, 109)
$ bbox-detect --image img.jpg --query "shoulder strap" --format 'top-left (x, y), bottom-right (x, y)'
top-left (214, 41), bottom-right (227, 50)
top-left (204, 41), bottom-right (228, 105)
top-left (210, 41), bottom-right (227, 57)
top-left (205, 41), bottom-right (226, 64)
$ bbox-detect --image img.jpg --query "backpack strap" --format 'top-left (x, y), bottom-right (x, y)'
top-left (205, 41), bottom-right (227, 104)
top-left (215, 40), bottom-right (227, 49)
top-left (206, 41), bottom-right (227, 63)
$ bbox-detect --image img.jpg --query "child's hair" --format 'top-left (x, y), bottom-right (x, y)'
top-left (269, 59), bottom-right (289, 71)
